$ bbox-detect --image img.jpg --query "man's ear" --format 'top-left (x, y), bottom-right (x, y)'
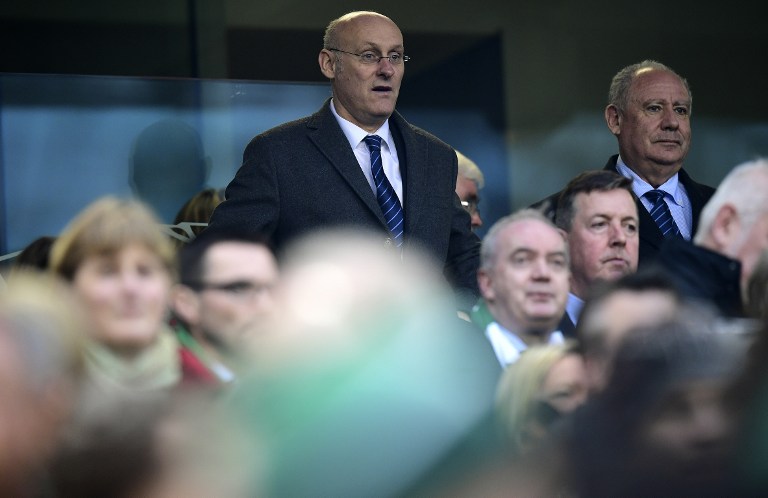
top-left (709, 203), bottom-right (740, 254)
top-left (318, 49), bottom-right (336, 79)
top-left (170, 284), bottom-right (201, 328)
top-left (478, 268), bottom-right (494, 301)
top-left (605, 105), bottom-right (622, 136)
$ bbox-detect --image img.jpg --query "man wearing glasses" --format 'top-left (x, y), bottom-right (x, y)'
top-left (456, 150), bottom-right (485, 231)
top-left (171, 229), bottom-right (279, 385)
top-left (208, 11), bottom-right (480, 308)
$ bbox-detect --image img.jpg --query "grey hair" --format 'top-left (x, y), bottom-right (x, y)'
top-left (607, 60), bottom-right (692, 113)
top-left (695, 158), bottom-right (768, 245)
top-left (456, 150), bottom-right (485, 188)
top-left (480, 208), bottom-right (567, 270)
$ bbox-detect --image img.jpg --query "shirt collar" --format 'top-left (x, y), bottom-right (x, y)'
top-left (485, 321), bottom-right (565, 366)
top-left (330, 98), bottom-right (393, 151)
top-left (616, 155), bottom-right (683, 206)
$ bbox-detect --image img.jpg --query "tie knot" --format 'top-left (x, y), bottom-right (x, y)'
top-left (363, 135), bottom-right (382, 151)
top-left (644, 189), bottom-right (665, 203)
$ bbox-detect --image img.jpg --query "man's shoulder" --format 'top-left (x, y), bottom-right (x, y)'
top-left (390, 110), bottom-right (453, 150)
top-left (249, 101), bottom-right (332, 142)
top-left (678, 167), bottom-right (717, 197)
top-left (258, 110), bottom-right (322, 138)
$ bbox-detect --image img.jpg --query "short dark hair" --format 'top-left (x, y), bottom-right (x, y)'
top-left (555, 170), bottom-right (633, 232)
top-left (177, 228), bottom-right (274, 287)
top-left (576, 269), bottom-right (683, 357)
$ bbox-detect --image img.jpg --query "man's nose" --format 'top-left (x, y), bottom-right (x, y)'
top-left (377, 57), bottom-right (395, 76)
top-left (609, 222), bottom-right (627, 245)
top-left (661, 106), bottom-right (680, 130)
top-left (471, 212), bottom-right (483, 229)
top-left (531, 258), bottom-right (551, 279)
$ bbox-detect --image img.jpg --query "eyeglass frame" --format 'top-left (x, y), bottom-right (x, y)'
top-left (327, 48), bottom-right (410, 65)
top-left (186, 279), bottom-right (274, 298)
top-left (461, 200), bottom-right (479, 215)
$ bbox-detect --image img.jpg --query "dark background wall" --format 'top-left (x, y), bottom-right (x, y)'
top-left (2, 0), bottom-right (765, 123)
top-left (1, 0), bottom-right (766, 250)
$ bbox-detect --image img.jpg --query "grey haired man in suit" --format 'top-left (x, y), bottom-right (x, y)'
top-left (537, 60), bottom-right (715, 266)
top-left (602, 60), bottom-right (715, 264)
top-left (208, 11), bottom-right (480, 306)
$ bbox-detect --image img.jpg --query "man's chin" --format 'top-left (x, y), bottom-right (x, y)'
top-left (600, 266), bottom-right (631, 279)
top-left (525, 312), bottom-right (559, 331)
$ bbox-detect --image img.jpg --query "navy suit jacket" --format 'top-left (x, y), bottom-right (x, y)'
top-left (534, 155), bottom-right (716, 267)
top-left (208, 99), bottom-right (481, 295)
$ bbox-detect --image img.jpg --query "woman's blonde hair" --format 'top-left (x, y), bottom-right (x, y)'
top-left (50, 197), bottom-right (176, 281)
top-left (495, 342), bottom-right (577, 452)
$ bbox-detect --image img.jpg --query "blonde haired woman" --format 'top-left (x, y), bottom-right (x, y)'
top-left (50, 197), bottom-right (180, 394)
top-left (495, 342), bottom-right (587, 455)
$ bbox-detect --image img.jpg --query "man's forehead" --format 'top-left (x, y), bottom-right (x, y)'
top-left (631, 70), bottom-right (688, 96)
top-left (575, 189), bottom-right (637, 214)
top-left (504, 220), bottom-right (565, 250)
top-left (338, 15), bottom-right (403, 45)
top-left (205, 242), bottom-right (273, 266)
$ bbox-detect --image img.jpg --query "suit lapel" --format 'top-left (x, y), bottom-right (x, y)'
top-left (306, 101), bottom-right (388, 226)
top-left (678, 168), bottom-right (707, 234)
top-left (389, 111), bottom-right (426, 240)
top-left (604, 156), bottom-right (664, 251)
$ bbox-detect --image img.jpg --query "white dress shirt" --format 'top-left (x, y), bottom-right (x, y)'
top-left (484, 321), bottom-right (565, 368)
top-left (616, 156), bottom-right (692, 240)
top-left (330, 99), bottom-right (404, 205)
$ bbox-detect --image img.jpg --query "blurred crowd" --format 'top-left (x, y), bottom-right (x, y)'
top-left (1, 173), bottom-right (768, 497)
top-left (3, 9), bottom-right (768, 498)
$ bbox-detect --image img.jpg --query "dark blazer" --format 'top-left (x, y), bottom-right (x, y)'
top-left (534, 155), bottom-right (716, 267)
top-left (208, 99), bottom-right (481, 295)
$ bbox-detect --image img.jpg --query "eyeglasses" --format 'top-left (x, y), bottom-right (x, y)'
top-left (189, 280), bottom-right (273, 299)
top-left (328, 48), bottom-right (410, 65)
top-left (461, 200), bottom-right (479, 215)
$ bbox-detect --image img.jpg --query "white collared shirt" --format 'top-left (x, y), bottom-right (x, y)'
top-left (484, 321), bottom-right (565, 368)
top-left (616, 156), bottom-right (692, 239)
top-left (330, 99), bottom-right (404, 204)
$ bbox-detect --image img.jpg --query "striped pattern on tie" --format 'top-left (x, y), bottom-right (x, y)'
top-left (363, 135), bottom-right (404, 247)
top-left (644, 189), bottom-right (680, 238)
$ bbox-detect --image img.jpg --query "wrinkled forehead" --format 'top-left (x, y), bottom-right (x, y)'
top-left (630, 69), bottom-right (689, 99)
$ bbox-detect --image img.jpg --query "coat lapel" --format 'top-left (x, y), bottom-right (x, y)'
top-left (389, 111), bottom-right (427, 240)
top-left (603, 155), bottom-right (664, 251)
top-left (306, 100), bottom-right (387, 226)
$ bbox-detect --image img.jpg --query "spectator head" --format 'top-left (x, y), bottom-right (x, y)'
top-left (479, 209), bottom-right (570, 337)
top-left (694, 158), bottom-right (768, 302)
top-left (576, 270), bottom-right (684, 394)
top-left (50, 197), bottom-right (175, 356)
top-left (456, 150), bottom-right (485, 230)
top-left (496, 342), bottom-right (587, 454)
top-left (173, 228), bottom-right (278, 356)
top-left (319, 11), bottom-right (405, 133)
top-left (556, 170), bottom-right (638, 299)
top-left (605, 60), bottom-right (692, 187)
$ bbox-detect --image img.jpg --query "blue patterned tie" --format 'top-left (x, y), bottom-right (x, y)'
top-left (645, 189), bottom-right (680, 238)
top-left (363, 135), bottom-right (404, 247)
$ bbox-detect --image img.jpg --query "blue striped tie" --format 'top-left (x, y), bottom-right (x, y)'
top-left (645, 189), bottom-right (680, 238)
top-left (364, 135), bottom-right (404, 247)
